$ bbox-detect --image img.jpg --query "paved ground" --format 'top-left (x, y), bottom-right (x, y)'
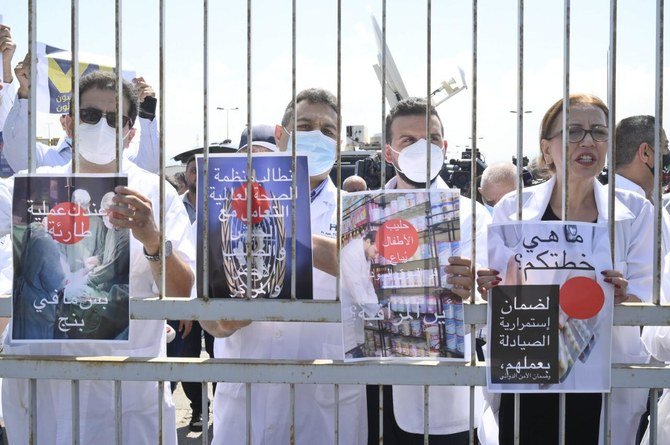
top-left (173, 381), bottom-right (214, 444)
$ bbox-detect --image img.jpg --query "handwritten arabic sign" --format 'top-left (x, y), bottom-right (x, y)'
top-left (197, 154), bottom-right (314, 299)
top-left (11, 174), bottom-right (130, 342)
top-left (340, 188), bottom-right (466, 361)
top-left (487, 221), bottom-right (612, 393)
top-left (490, 285), bottom-right (559, 384)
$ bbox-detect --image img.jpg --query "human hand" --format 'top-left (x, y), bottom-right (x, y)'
top-left (445, 256), bottom-right (474, 300)
top-left (0, 25), bottom-right (16, 83)
top-left (107, 186), bottom-right (160, 254)
top-left (14, 52), bottom-right (30, 98)
top-left (179, 320), bottom-right (193, 339)
top-left (601, 270), bottom-right (633, 305)
top-left (133, 76), bottom-right (155, 102)
top-left (475, 268), bottom-right (501, 301)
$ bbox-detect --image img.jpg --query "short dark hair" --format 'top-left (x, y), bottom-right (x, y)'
top-left (384, 97), bottom-right (443, 142)
top-left (615, 115), bottom-right (657, 168)
top-left (281, 88), bottom-right (338, 128)
top-left (364, 230), bottom-right (377, 244)
top-left (79, 70), bottom-right (139, 125)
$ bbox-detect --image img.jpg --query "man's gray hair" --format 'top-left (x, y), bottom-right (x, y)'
top-left (615, 115), bottom-right (657, 168)
top-left (281, 88), bottom-right (338, 128)
top-left (481, 162), bottom-right (517, 188)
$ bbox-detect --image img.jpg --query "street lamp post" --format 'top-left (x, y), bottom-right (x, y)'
top-left (216, 106), bottom-right (239, 141)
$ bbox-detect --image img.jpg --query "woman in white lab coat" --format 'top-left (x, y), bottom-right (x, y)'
top-left (477, 93), bottom-right (653, 445)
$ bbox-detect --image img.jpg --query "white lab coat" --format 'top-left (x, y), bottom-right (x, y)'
top-left (385, 176), bottom-right (491, 436)
top-left (480, 176), bottom-right (653, 445)
top-left (212, 177), bottom-right (367, 445)
top-left (2, 96), bottom-right (161, 174)
top-left (1, 162), bottom-right (197, 445)
top-left (340, 237), bottom-right (380, 353)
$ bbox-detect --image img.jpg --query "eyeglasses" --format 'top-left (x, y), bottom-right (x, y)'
top-left (548, 125), bottom-right (609, 143)
top-left (79, 108), bottom-right (132, 129)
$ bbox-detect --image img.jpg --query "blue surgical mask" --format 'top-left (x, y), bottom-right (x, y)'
top-left (286, 129), bottom-right (337, 176)
top-left (484, 203), bottom-right (494, 215)
top-left (65, 137), bottom-right (73, 147)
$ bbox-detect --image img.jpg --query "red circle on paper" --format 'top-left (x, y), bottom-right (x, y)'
top-left (47, 202), bottom-right (90, 245)
top-left (559, 276), bottom-right (605, 319)
top-left (376, 218), bottom-right (419, 263)
top-left (231, 182), bottom-right (271, 225)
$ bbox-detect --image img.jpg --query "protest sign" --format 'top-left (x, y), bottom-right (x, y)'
top-left (340, 189), bottom-right (469, 361)
top-left (197, 153), bottom-right (313, 299)
top-left (487, 221), bottom-right (612, 392)
top-left (12, 174), bottom-right (130, 342)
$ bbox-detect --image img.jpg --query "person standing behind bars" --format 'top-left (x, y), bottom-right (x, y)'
top-left (1, 70), bottom-right (195, 445)
top-left (365, 97), bottom-right (490, 445)
top-left (201, 88), bottom-right (367, 445)
top-left (477, 94), bottom-right (653, 445)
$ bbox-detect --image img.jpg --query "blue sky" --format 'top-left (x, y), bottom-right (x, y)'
top-left (0, 0), bottom-right (666, 164)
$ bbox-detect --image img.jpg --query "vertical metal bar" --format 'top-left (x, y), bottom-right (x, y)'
top-left (290, 384), bottom-right (296, 445)
top-left (29, 378), bottom-right (37, 445)
top-left (335, 0), bottom-right (342, 310)
top-left (157, 0), bottom-right (166, 300)
top-left (201, 382), bottom-right (209, 444)
top-left (516, 0), bottom-right (524, 219)
top-left (115, 0), bottom-right (123, 173)
top-left (202, 0), bottom-right (210, 300)
top-left (245, 0), bottom-right (253, 300)
top-left (650, 388), bottom-right (659, 445)
top-left (115, 380), bottom-right (122, 445)
top-left (607, 0), bottom-right (617, 269)
top-left (561, 0), bottom-right (570, 222)
top-left (28, 0), bottom-right (37, 174)
top-left (425, 0), bottom-right (432, 190)
top-left (653, 0), bottom-right (664, 306)
top-left (246, 383), bottom-right (252, 445)
top-left (603, 393), bottom-right (612, 445)
top-left (469, 3), bottom-right (478, 443)
top-left (158, 381), bottom-right (164, 445)
top-left (71, 0), bottom-right (80, 173)
top-left (71, 380), bottom-right (80, 445)
top-left (380, 0), bottom-right (387, 189)
top-left (513, 393), bottom-right (520, 445)
top-left (334, 384), bottom-right (340, 444)
top-left (378, 385), bottom-right (384, 444)
top-left (423, 385), bottom-right (429, 445)
top-left (289, 0), bottom-right (297, 301)
top-left (469, 386), bottom-right (475, 445)
top-left (558, 393), bottom-right (566, 445)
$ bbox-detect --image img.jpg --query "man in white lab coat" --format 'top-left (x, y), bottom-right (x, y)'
top-left (202, 88), bottom-right (367, 445)
top-left (1, 70), bottom-right (195, 445)
top-left (372, 97), bottom-right (490, 445)
top-left (1, 30), bottom-right (161, 174)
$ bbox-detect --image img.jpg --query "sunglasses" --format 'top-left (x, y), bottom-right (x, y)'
top-left (79, 108), bottom-right (132, 129)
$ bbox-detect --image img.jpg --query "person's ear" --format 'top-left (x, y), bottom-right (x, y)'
top-left (477, 187), bottom-right (483, 195)
top-left (443, 139), bottom-right (448, 150)
top-left (639, 142), bottom-right (651, 163)
top-left (540, 139), bottom-right (553, 165)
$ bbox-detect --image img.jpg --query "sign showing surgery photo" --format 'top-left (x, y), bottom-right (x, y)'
top-left (11, 174), bottom-right (130, 342)
top-left (487, 221), bottom-right (613, 393)
top-left (340, 189), bottom-right (469, 361)
top-left (197, 154), bottom-right (313, 299)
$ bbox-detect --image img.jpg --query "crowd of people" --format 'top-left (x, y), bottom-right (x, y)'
top-left (0, 19), bottom-right (669, 445)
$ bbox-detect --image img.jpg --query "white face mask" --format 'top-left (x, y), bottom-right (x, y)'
top-left (390, 138), bottom-right (444, 184)
top-left (287, 129), bottom-right (337, 176)
top-left (77, 121), bottom-right (127, 165)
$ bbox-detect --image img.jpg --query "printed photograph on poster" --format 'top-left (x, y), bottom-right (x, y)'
top-left (197, 154), bottom-right (313, 299)
top-left (486, 221), bottom-right (613, 393)
top-left (11, 174), bottom-right (130, 342)
top-left (340, 189), bottom-right (470, 361)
